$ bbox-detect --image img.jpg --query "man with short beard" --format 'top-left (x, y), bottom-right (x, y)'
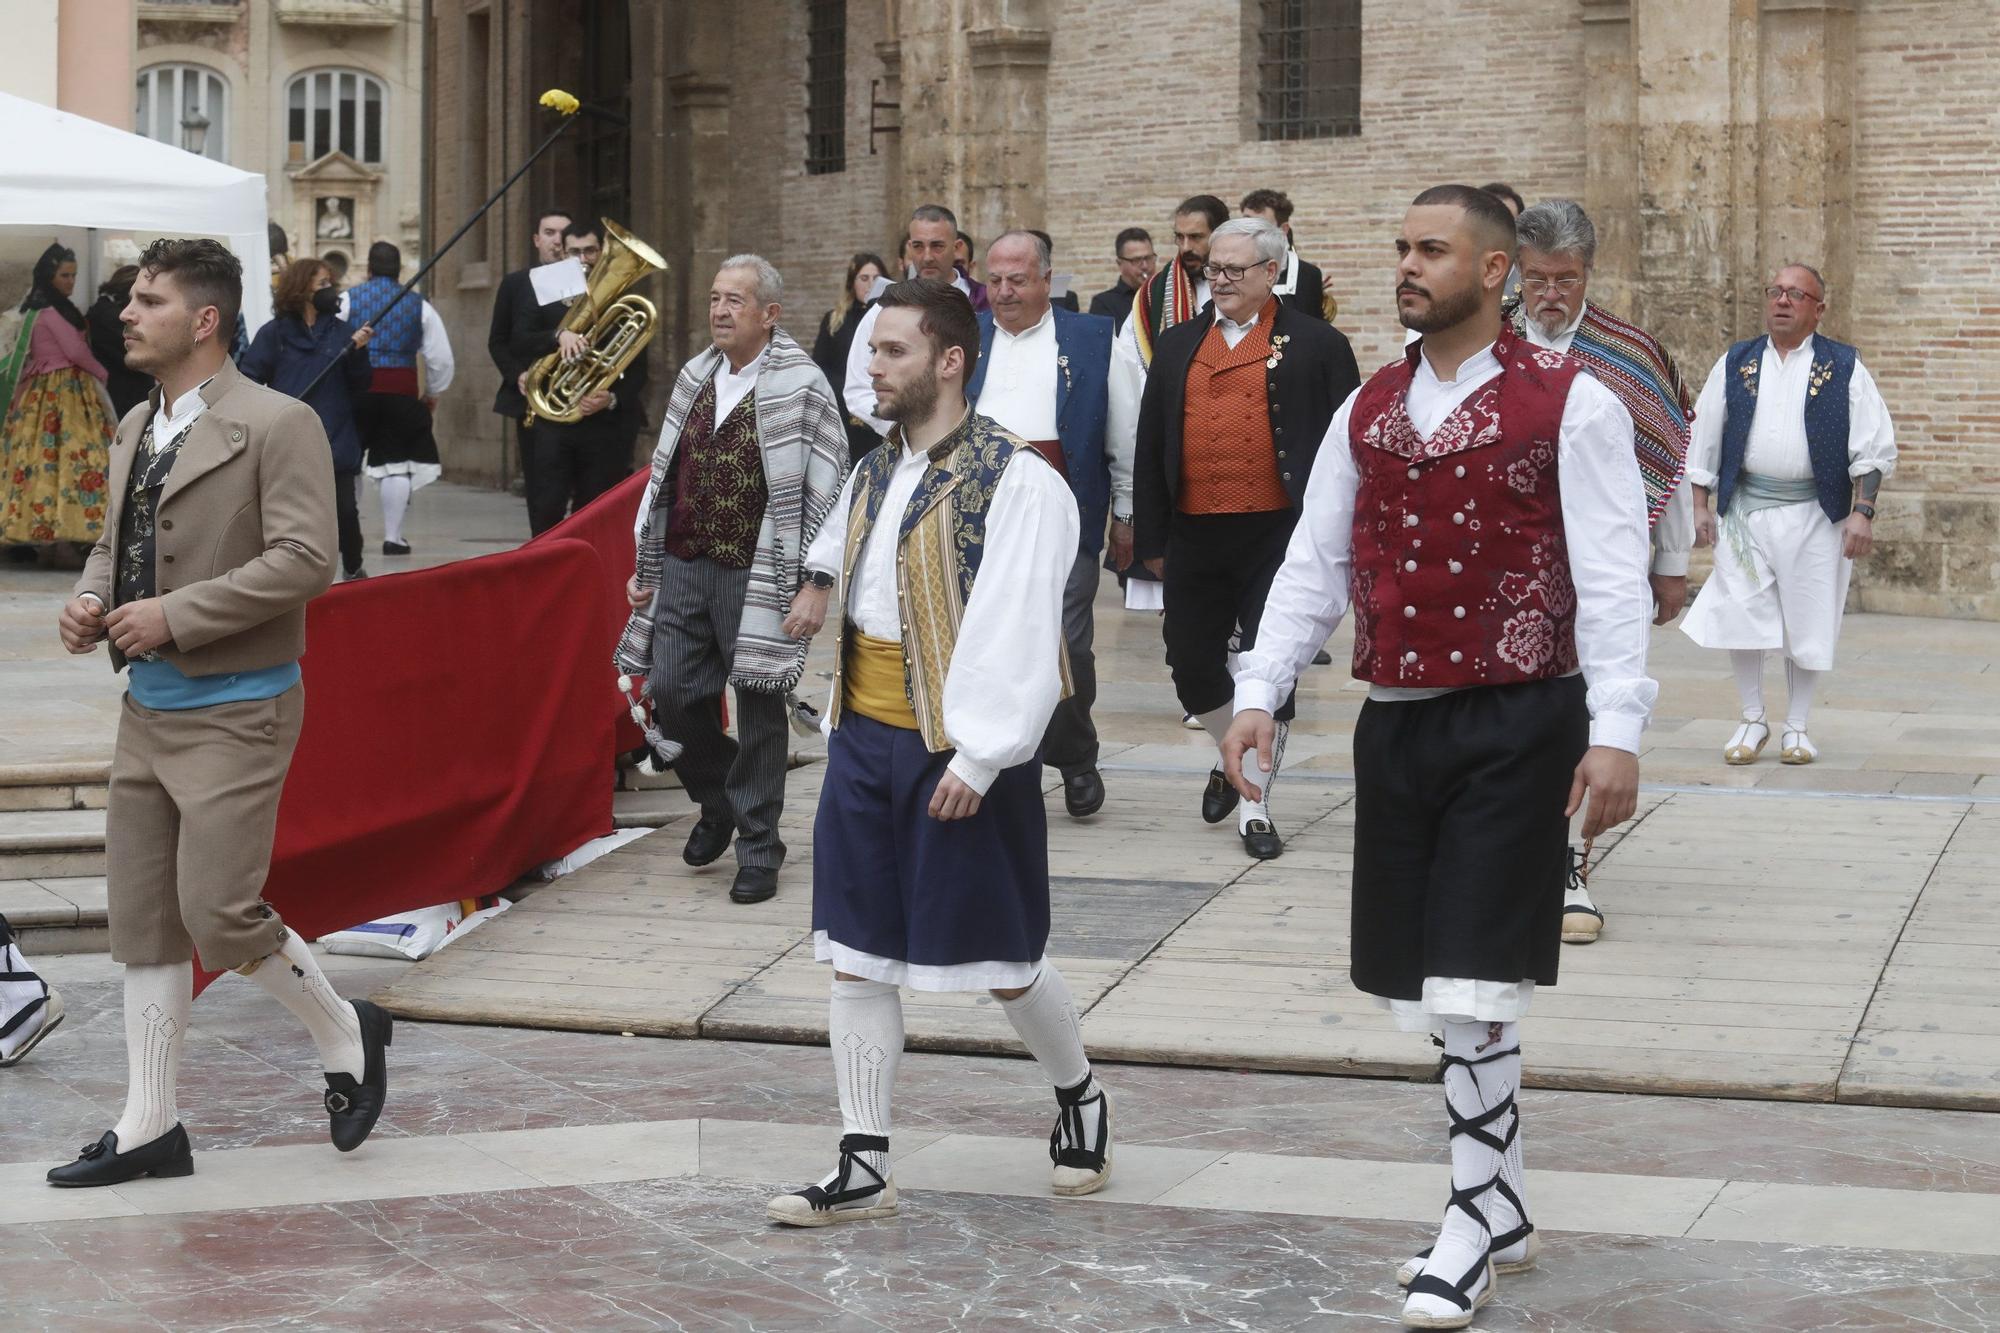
top-left (772, 278), bottom-right (1114, 1226)
top-left (1224, 185), bottom-right (1654, 1329)
top-left (1509, 199), bottom-right (1694, 945)
top-left (49, 238), bottom-right (392, 1189)
top-left (1132, 218), bottom-right (1359, 861)
top-left (844, 203), bottom-right (986, 438)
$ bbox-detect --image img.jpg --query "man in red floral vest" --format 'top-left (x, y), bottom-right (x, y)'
top-left (1223, 185), bottom-right (1656, 1331)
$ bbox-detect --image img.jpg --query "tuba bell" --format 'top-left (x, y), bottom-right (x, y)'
top-left (524, 218), bottom-right (667, 425)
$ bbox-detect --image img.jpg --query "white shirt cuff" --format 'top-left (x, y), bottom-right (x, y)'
top-left (1589, 714), bottom-right (1645, 755)
top-left (1685, 468), bottom-right (1718, 489)
top-left (947, 753), bottom-right (998, 797)
top-left (1650, 549), bottom-right (1690, 577)
top-left (1234, 680), bottom-right (1283, 716)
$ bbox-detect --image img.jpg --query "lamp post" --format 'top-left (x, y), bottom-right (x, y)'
top-left (179, 109), bottom-right (210, 158)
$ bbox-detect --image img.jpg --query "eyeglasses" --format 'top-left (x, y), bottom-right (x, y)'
top-left (1199, 263), bottom-right (1263, 282)
top-left (1520, 277), bottom-right (1583, 295)
top-left (1764, 285), bottom-right (1822, 304)
top-left (1119, 253), bottom-right (1157, 267)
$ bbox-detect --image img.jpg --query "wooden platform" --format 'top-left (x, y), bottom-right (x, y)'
top-left (374, 761), bottom-right (2000, 1110)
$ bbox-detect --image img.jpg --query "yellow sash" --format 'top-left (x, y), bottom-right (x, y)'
top-left (842, 629), bottom-right (920, 730)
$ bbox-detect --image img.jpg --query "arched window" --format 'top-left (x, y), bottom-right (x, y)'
top-left (286, 69), bottom-right (387, 165)
top-left (135, 64), bottom-right (229, 160)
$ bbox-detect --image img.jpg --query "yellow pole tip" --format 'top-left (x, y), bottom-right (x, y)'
top-left (539, 89), bottom-right (581, 116)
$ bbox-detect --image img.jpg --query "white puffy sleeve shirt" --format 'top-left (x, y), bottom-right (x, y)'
top-left (1234, 347), bottom-right (1659, 754)
top-left (805, 434), bottom-right (1080, 795)
top-left (1685, 338), bottom-right (1897, 490)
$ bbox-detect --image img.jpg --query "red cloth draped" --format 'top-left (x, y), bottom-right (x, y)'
top-left (194, 470), bottom-right (650, 991)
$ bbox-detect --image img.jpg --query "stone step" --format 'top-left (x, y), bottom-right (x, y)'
top-left (0, 761), bottom-right (111, 813)
top-left (0, 875), bottom-right (109, 954)
top-left (0, 807), bottom-right (107, 880)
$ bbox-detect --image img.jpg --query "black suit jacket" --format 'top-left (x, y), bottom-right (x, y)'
top-left (1280, 256), bottom-right (1327, 322)
top-left (1132, 301), bottom-right (1361, 564)
top-left (487, 267), bottom-right (567, 420)
top-left (1089, 281), bottom-right (1138, 329)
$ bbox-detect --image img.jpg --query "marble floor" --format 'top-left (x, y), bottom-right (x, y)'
top-left (8, 950), bottom-right (2000, 1331)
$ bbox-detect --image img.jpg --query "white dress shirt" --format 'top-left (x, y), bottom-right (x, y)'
top-left (336, 292), bottom-right (456, 395)
top-left (842, 271), bottom-right (976, 438)
top-left (1685, 333), bottom-right (1897, 489)
top-left (973, 307), bottom-right (1058, 440)
top-left (805, 410), bottom-right (1081, 795)
top-left (1213, 304), bottom-right (1262, 349)
top-left (1234, 340), bottom-right (1659, 754)
top-left (1105, 274), bottom-right (1212, 518)
top-left (149, 377), bottom-right (214, 451)
top-left (1524, 302), bottom-right (1694, 577)
top-left (713, 342), bottom-right (767, 427)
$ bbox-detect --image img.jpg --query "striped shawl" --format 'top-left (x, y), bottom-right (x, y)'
top-left (614, 329), bottom-right (848, 691)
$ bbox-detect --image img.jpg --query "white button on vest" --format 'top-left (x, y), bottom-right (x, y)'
top-left (1450, 651), bottom-right (1464, 664)
top-left (1407, 466), bottom-right (1421, 481)
top-left (1453, 606), bottom-right (1465, 618)
top-left (1403, 650), bottom-right (1418, 664)
top-left (1404, 514), bottom-right (1419, 527)
top-left (1403, 605), bottom-right (1416, 618)
top-left (1449, 560), bottom-right (1463, 573)
top-left (1404, 560), bottom-right (1417, 573)
top-left (1455, 465), bottom-right (1466, 477)
top-left (1452, 512), bottom-right (1465, 525)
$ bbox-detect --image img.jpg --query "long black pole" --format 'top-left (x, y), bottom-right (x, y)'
top-left (295, 110), bottom-right (586, 401)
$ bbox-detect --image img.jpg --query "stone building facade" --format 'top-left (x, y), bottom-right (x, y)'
top-left (422, 0), bottom-right (1999, 618)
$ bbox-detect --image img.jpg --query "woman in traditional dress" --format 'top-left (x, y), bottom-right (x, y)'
top-left (239, 257), bottom-right (374, 579)
top-left (0, 243), bottom-right (114, 563)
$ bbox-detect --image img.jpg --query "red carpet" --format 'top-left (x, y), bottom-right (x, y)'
top-left (195, 472), bottom-right (650, 989)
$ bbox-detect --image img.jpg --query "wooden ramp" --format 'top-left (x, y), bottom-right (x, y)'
top-left (374, 765), bottom-right (1999, 1110)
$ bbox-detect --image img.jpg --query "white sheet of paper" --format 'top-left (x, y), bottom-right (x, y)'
top-left (866, 275), bottom-right (893, 301)
top-left (530, 257), bottom-right (588, 306)
top-left (1050, 272), bottom-right (1074, 299)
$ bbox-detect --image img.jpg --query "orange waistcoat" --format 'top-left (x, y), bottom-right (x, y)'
top-left (1178, 305), bottom-right (1289, 514)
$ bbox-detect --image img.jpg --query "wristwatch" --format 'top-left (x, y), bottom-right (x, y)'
top-left (807, 569), bottom-right (836, 590)
top-left (1852, 502), bottom-right (1876, 520)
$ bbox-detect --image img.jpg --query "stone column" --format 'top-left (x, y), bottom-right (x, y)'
top-left (1579, 0), bottom-right (1638, 316)
top-left (1755, 0), bottom-right (1855, 342)
top-left (664, 0), bottom-right (733, 363)
top-left (963, 14), bottom-right (1052, 246)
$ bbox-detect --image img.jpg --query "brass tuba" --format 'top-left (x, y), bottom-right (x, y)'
top-left (524, 218), bottom-right (667, 425)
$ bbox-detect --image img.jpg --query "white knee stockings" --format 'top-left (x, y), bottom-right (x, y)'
top-left (240, 931), bottom-right (364, 1079)
top-left (378, 475), bottom-right (412, 546)
top-left (830, 978), bottom-right (903, 1179)
top-left (112, 962), bottom-right (191, 1150)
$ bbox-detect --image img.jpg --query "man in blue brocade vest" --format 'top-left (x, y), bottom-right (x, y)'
top-left (1682, 264), bottom-right (1897, 768)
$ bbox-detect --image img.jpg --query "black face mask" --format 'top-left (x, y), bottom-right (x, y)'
top-left (311, 287), bottom-right (340, 317)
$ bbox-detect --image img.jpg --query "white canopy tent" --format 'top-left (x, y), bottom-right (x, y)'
top-left (0, 91), bottom-right (272, 332)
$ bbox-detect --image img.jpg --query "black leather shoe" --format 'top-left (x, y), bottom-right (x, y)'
top-left (1241, 819), bottom-right (1284, 860)
top-left (382, 540), bottom-right (411, 556)
top-left (730, 864), bottom-right (778, 904)
top-left (1063, 768), bottom-right (1105, 819)
top-left (47, 1123), bottom-right (193, 1187)
top-left (683, 815), bottom-right (734, 867)
top-left (1311, 647), bottom-right (1333, 666)
top-left (1201, 768), bottom-right (1239, 825)
top-left (324, 999), bottom-right (393, 1153)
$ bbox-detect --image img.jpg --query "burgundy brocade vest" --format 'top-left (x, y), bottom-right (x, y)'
top-left (1348, 333), bottom-right (1582, 688)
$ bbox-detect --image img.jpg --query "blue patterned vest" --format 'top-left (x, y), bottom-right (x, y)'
top-left (345, 275), bottom-right (423, 370)
top-left (1717, 334), bottom-right (1856, 524)
top-left (827, 411), bottom-right (1068, 751)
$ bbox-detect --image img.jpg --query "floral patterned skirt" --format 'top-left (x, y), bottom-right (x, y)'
top-left (0, 368), bottom-right (113, 544)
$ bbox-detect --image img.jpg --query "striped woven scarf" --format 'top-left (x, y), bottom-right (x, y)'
top-left (1130, 263), bottom-right (1202, 368)
top-left (1543, 303), bottom-right (1692, 528)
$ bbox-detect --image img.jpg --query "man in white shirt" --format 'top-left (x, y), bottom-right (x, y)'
top-left (769, 278), bottom-right (1114, 1227)
top-left (1511, 199), bottom-right (1696, 945)
top-left (1682, 265), bottom-right (1896, 767)
top-left (1224, 185), bottom-right (1654, 1330)
top-left (843, 203), bottom-right (982, 438)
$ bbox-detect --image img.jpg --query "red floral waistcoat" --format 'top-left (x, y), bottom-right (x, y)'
top-left (1348, 332), bottom-right (1582, 688)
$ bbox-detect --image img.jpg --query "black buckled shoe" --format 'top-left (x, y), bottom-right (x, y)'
top-left (47, 1124), bottom-right (193, 1187)
top-left (1063, 768), bottom-right (1105, 819)
top-left (730, 864), bottom-right (778, 904)
top-left (1201, 768), bottom-right (1240, 824)
top-left (683, 815), bottom-right (734, 867)
top-left (324, 1000), bottom-right (392, 1153)
top-left (1241, 819), bottom-right (1284, 860)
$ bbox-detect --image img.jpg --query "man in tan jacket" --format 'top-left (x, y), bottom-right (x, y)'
top-left (46, 239), bottom-right (393, 1189)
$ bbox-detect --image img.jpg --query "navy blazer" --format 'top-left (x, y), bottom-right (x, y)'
top-left (239, 313), bottom-right (373, 472)
top-left (967, 304), bottom-right (1115, 552)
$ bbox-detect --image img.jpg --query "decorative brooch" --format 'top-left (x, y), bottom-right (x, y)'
top-left (1056, 352), bottom-right (1071, 395)
top-left (1737, 358), bottom-right (1760, 398)
top-left (1267, 333), bottom-right (1288, 371)
top-left (1807, 358), bottom-right (1834, 398)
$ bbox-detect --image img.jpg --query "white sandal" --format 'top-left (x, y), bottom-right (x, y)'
top-left (1723, 715), bottom-right (1771, 765)
top-left (1780, 727), bottom-right (1819, 765)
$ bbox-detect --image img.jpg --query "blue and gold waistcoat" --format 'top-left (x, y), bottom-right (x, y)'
top-left (1717, 334), bottom-right (1856, 524)
top-left (827, 410), bottom-right (1070, 753)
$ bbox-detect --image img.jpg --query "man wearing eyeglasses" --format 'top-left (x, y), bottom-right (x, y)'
top-left (1509, 200), bottom-right (1694, 945)
top-left (1681, 264), bottom-right (1896, 768)
top-left (1131, 217), bottom-right (1359, 860)
top-left (1088, 228), bottom-right (1156, 331)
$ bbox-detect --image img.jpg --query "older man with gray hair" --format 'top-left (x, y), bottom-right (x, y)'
top-left (1507, 198), bottom-right (1693, 943)
top-left (1132, 216), bottom-right (1359, 860)
top-left (617, 255), bottom-right (849, 905)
